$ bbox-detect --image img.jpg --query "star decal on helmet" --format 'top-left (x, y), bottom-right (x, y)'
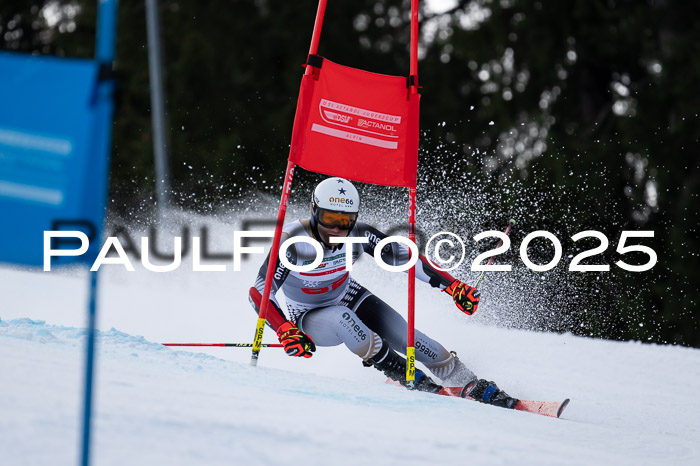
top-left (338, 188), bottom-right (347, 195)
top-left (336, 179), bottom-right (344, 183)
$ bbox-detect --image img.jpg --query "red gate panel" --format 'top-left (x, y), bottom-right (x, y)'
top-left (288, 58), bottom-right (419, 188)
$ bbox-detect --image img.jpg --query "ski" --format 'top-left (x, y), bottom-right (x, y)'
top-left (389, 381), bottom-right (570, 418)
top-left (437, 385), bottom-right (569, 418)
top-left (513, 398), bottom-right (570, 418)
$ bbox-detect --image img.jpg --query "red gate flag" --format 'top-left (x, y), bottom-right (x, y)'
top-left (288, 57), bottom-right (419, 188)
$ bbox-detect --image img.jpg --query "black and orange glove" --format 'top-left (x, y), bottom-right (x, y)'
top-left (276, 321), bottom-right (316, 358)
top-left (444, 280), bottom-right (481, 315)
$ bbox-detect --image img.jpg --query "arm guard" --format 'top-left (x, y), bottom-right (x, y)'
top-left (248, 233), bottom-right (296, 331)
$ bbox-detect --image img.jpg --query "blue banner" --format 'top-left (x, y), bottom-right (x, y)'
top-left (0, 52), bottom-right (114, 267)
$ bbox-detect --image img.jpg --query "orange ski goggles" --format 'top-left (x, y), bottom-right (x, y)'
top-left (315, 208), bottom-right (357, 230)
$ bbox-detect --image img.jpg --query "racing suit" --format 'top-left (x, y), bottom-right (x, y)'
top-left (249, 218), bottom-right (475, 383)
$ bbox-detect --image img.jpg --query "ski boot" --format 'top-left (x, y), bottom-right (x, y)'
top-left (413, 368), bottom-right (443, 393)
top-left (461, 379), bottom-right (519, 409)
top-left (365, 341), bottom-right (442, 394)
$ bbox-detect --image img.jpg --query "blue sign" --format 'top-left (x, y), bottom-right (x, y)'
top-left (0, 4), bottom-right (119, 466)
top-left (0, 52), bottom-right (114, 267)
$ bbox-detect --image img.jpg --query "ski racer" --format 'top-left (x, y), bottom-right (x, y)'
top-left (249, 176), bottom-right (517, 408)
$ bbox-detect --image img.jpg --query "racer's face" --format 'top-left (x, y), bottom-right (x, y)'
top-left (316, 221), bottom-right (350, 247)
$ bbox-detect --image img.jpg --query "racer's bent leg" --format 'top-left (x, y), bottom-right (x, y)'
top-left (354, 294), bottom-right (476, 384)
top-left (297, 306), bottom-right (383, 360)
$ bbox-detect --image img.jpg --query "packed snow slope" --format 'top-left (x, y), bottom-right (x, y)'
top-left (2, 217), bottom-right (699, 465)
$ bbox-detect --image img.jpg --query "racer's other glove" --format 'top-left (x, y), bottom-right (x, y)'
top-left (444, 280), bottom-right (481, 315)
top-left (276, 321), bottom-right (316, 358)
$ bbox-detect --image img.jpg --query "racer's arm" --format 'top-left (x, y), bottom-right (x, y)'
top-left (358, 222), bottom-right (455, 288)
top-left (248, 236), bottom-right (316, 357)
top-left (248, 233), bottom-right (294, 331)
top-left (358, 222), bottom-right (481, 315)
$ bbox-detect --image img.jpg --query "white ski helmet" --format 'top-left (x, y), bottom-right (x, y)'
top-left (311, 177), bottom-right (360, 230)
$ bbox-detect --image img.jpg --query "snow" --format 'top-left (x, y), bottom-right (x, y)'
top-left (2, 218), bottom-right (700, 465)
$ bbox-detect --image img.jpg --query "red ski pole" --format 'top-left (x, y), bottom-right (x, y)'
top-left (163, 343), bottom-right (283, 348)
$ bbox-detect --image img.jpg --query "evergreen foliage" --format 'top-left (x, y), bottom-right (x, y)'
top-left (2, 0), bottom-right (698, 347)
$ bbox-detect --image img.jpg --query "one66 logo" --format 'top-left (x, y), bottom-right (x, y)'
top-left (426, 230), bottom-right (657, 273)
